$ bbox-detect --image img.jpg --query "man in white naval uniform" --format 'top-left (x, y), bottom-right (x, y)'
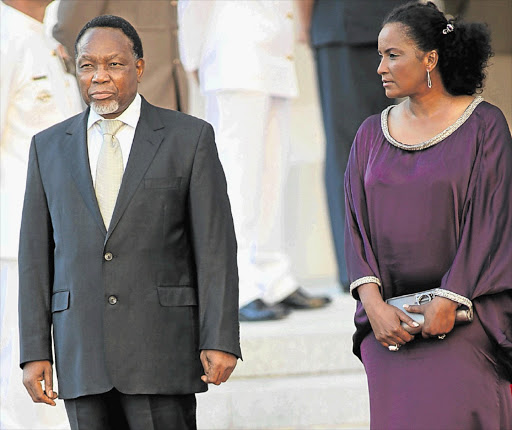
top-left (0, 1), bottom-right (82, 427)
top-left (179, 0), bottom-right (330, 321)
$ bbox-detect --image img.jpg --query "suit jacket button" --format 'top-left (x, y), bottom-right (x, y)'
top-left (108, 295), bottom-right (118, 305)
top-left (104, 252), bottom-right (113, 261)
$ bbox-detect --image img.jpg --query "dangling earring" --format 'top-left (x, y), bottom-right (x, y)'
top-left (427, 70), bottom-right (432, 89)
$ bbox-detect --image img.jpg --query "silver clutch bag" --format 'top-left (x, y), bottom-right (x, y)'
top-left (386, 289), bottom-right (473, 334)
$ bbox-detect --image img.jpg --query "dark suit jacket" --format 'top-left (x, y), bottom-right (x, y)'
top-left (18, 98), bottom-right (241, 399)
top-left (311, 0), bottom-right (408, 47)
top-left (53, 0), bottom-right (188, 112)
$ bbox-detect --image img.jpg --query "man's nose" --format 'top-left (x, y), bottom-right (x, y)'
top-left (92, 67), bottom-right (110, 83)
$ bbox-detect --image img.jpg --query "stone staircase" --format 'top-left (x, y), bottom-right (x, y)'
top-left (196, 287), bottom-right (370, 429)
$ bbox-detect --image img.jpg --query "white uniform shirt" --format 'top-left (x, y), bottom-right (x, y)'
top-left (178, 0), bottom-right (299, 98)
top-left (0, 3), bottom-right (82, 259)
top-left (87, 94), bottom-right (142, 186)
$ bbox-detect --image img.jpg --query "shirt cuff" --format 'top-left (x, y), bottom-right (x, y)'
top-left (350, 276), bottom-right (382, 299)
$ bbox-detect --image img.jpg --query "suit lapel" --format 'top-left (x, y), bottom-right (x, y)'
top-left (62, 109), bottom-right (107, 235)
top-left (106, 99), bottom-right (165, 241)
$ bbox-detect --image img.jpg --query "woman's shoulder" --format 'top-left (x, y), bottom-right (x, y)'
top-left (472, 100), bottom-right (510, 130)
top-left (360, 110), bottom-right (387, 132)
top-left (355, 108), bottom-right (391, 142)
top-left (469, 101), bottom-right (512, 163)
top-left (349, 108), bottom-right (392, 165)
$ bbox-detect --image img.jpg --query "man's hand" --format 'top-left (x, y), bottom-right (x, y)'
top-left (296, 0), bottom-right (314, 46)
top-left (56, 44), bottom-right (75, 74)
top-left (405, 296), bottom-right (458, 339)
top-left (200, 350), bottom-right (237, 385)
top-left (22, 360), bottom-right (58, 406)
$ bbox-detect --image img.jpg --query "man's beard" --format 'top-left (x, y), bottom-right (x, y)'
top-left (91, 99), bottom-right (119, 115)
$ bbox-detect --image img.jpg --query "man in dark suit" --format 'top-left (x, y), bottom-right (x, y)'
top-left (297, 0), bottom-right (409, 292)
top-left (18, 15), bottom-right (240, 430)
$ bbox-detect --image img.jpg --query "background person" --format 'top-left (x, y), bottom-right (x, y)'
top-left (0, 0), bottom-right (82, 427)
top-left (18, 15), bottom-right (240, 429)
top-left (53, 0), bottom-right (188, 112)
top-left (345, 2), bottom-right (511, 428)
top-left (179, 0), bottom-right (331, 322)
top-left (297, 0), bottom-right (410, 292)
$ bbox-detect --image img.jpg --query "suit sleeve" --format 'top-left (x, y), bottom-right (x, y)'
top-left (188, 122), bottom-right (241, 359)
top-left (53, 0), bottom-right (107, 57)
top-left (18, 138), bottom-right (55, 367)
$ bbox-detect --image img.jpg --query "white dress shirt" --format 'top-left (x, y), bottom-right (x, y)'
top-left (0, 2), bottom-right (82, 259)
top-left (87, 94), bottom-right (142, 186)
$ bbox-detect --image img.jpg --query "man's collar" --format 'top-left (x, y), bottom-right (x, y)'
top-left (87, 93), bottom-right (142, 129)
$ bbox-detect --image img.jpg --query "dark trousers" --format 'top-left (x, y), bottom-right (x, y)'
top-left (64, 388), bottom-right (197, 430)
top-left (314, 43), bottom-right (391, 289)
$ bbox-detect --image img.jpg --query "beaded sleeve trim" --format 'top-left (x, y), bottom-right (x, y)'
top-left (350, 276), bottom-right (382, 298)
top-left (381, 96), bottom-right (484, 151)
top-left (433, 288), bottom-right (473, 310)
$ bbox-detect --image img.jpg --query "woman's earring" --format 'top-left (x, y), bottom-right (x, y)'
top-left (427, 70), bottom-right (432, 89)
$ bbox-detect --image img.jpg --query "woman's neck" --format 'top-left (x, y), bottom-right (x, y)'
top-left (405, 88), bottom-right (456, 119)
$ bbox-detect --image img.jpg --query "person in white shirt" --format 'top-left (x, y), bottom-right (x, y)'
top-left (179, 0), bottom-right (331, 321)
top-left (0, 0), bottom-right (82, 427)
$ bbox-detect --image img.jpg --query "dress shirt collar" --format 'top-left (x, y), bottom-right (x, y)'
top-left (87, 93), bottom-right (142, 130)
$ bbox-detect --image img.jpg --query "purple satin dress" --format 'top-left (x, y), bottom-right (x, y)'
top-left (345, 98), bottom-right (512, 429)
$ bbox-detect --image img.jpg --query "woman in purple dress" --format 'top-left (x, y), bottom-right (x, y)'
top-left (345, 2), bottom-right (512, 429)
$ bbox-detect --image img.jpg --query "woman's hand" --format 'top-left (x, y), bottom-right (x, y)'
top-left (365, 300), bottom-right (419, 348)
top-left (358, 283), bottom-right (419, 349)
top-left (405, 296), bottom-right (458, 339)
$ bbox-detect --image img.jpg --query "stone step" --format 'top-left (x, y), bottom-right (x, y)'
top-left (196, 286), bottom-right (371, 429)
top-left (197, 372), bottom-right (370, 430)
top-left (233, 287), bottom-right (364, 379)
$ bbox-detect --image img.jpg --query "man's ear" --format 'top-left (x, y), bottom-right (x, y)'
top-left (136, 58), bottom-right (145, 82)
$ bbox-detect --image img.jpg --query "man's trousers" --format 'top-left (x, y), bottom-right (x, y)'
top-left (64, 388), bottom-right (196, 430)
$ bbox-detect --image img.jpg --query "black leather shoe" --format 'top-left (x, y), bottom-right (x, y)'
top-left (239, 299), bottom-right (291, 322)
top-left (280, 287), bottom-right (332, 310)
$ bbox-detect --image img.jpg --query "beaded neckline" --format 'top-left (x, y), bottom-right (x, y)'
top-left (381, 96), bottom-right (484, 151)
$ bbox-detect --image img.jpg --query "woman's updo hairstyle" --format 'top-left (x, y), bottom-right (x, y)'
top-left (383, 1), bottom-right (493, 96)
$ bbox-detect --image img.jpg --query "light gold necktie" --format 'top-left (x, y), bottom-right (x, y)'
top-left (95, 119), bottom-right (124, 229)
